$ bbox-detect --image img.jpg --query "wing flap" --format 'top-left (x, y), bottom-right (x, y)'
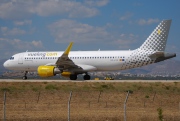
top-left (76, 64), bottom-right (97, 71)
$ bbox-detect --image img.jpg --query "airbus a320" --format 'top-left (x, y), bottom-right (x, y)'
top-left (3, 20), bottom-right (176, 80)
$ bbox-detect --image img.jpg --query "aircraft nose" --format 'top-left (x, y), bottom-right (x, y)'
top-left (3, 61), bottom-right (9, 69)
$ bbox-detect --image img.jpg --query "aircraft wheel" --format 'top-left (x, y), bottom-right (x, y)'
top-left (22, 71), bottom-right (28, 80)
top-left (22, 76), bottom-right (27, 80)
top-left (84, 74), bottom-right (91, 80)
top-left (70, 74), bottom-right (77, 80)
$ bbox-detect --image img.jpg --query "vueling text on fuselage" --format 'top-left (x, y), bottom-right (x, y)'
top-left (27, 52), bottom-right (58, 57)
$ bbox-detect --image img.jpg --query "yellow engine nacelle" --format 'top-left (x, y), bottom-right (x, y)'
top-left (61, 72), bottom-right (72, 77)
top-left (37, 66), bottom-right (60, 77)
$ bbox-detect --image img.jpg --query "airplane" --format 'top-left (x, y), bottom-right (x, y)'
top-left (3, 19), bottom-right (176, 80)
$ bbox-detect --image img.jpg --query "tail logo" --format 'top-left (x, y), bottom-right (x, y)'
top-left (157, 29), bottom-right (161, 35)
top-left (139, 20), bottom-right (171, 51)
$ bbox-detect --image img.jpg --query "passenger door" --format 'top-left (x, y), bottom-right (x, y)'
top-left (18, 54), bottom-right (24, 64)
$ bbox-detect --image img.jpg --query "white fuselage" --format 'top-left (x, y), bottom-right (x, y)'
top-left (4, 50), bottom-right (135, 72)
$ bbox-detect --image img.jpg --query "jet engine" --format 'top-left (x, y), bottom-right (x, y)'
top-left (37, 66), bottom-right (61, 77)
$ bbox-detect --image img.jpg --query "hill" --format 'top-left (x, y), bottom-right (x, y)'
top-left (122, 59), bottom-right (180, 75)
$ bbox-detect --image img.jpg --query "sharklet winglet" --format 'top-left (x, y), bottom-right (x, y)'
top-left (63, 42), bottom-right (73, 55)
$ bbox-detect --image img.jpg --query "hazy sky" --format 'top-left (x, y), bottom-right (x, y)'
top-left (0, 0), bottom-right (180, 60)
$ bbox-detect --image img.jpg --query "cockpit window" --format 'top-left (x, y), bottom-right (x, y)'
top-left (9, 57), bottom-right (14, 60)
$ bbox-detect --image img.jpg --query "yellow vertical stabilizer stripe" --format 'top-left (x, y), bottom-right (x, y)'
top-left (64, 42), bottom-right (73, 55)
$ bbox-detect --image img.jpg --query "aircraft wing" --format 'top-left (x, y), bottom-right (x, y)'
top-left (56, 42), bottom-right (97, 73)
top-left (56, 42), bottom-right (78, 69)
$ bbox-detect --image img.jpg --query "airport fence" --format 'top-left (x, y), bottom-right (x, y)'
top-left (0, 90), bottom-right (180, 121)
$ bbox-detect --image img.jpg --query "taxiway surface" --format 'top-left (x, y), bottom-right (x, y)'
top-left (0, 79), bottom-right (179, 82)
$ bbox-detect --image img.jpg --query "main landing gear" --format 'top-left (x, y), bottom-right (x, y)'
top-left (70, 74), bottom-right (77, 80)
top-left (83, 74), bottom-right (90, 80)
top-left (69, 74), bottom-right (91, 80)
top-left (22, 71), bottom-right (28, 80)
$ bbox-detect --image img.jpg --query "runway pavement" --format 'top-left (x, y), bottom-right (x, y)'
top-left (0, 79), bottom-right (179, 82)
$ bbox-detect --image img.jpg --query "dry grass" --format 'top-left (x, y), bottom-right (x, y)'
top-left (0, 81), bottom-right (180, 120)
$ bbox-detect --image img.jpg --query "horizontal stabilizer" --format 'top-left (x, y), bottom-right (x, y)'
top-left (149, 51), bottom-right (176, 62)
top-left (148, 51), bottom-right (164, 58)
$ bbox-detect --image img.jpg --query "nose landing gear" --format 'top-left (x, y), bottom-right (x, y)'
top-left (22, 71), bottom-right (28, 80)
